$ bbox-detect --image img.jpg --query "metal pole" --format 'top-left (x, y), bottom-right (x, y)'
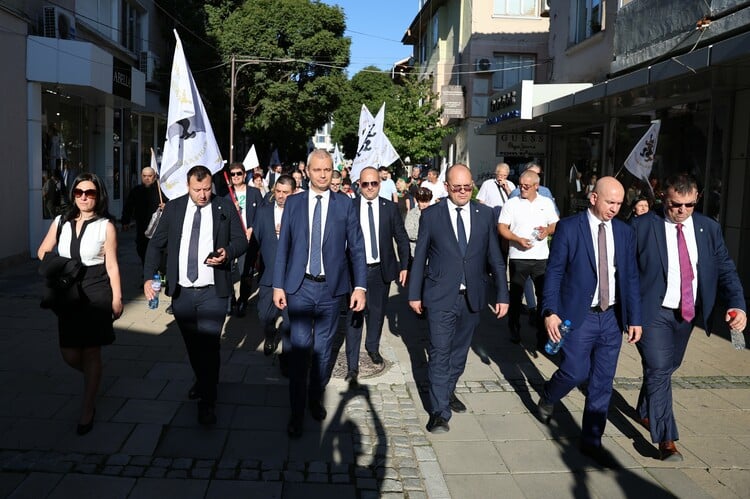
top-left (229, 54), bottom-right (236, 164)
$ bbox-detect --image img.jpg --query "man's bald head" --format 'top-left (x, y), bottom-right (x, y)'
top-left (590, 176), bottom-right (625, 221)
top-left (141, 167), bottom-right (157, 186)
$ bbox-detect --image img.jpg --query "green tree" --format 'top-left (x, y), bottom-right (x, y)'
top-left (206, 0), bottom-right (350, 162)
top-left (332, 68), bottom-right (450, 164)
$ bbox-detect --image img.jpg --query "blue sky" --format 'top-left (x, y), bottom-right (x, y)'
top-left (321, 0), bottom-right (418, 75)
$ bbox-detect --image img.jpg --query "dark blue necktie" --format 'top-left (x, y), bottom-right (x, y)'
top-left (456, 207), bottom-right (467, 256)
top-left (187, 205), bottom-right (202, 282)
top-left (368, 201), bottom-right (378, 260)
top-left (309, 195), bottom-right (323, 276)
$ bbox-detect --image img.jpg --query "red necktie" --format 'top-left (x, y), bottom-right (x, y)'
top-left (676, 223), bottom-right (695, 322)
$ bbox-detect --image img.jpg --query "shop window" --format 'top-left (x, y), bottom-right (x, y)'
top-left (494, 0), bottom-right (538, 16)
top-left (570, 0), bottom-right (602, 44)
top-left (492, 54), bottom-right (535, 90)
top-left (120, 1), bottom-right (143, 53)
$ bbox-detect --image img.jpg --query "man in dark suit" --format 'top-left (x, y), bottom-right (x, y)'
top-left (345, 167), bottom-right (410, 388)
top-left (539, 176), bottom-right (642, 468)
top-left (252, 174), bottom-right (295, 364)
top-left (632, 173), bottom-right (746, 461)
top-left (144, 165), bottom-right (248, 425)
top-left (273, 149), bottom-right (368, 438)
top-left (122, 166), bottom-right (165, 265)
top-left (408, 164), bottom-right (509, 434)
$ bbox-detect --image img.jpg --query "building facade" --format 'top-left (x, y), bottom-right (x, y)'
top-left (0, 0), bottom-right (168, 263)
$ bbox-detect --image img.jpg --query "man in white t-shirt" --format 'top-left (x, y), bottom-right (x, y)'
top-left (498, 169), bottom-right (559, 350)
top-left (378, 167), bottom-right (398, 202)
top-left (421, 168), bottom-right (448, 203)
top-left (477, 162), bottom-right (515, 211)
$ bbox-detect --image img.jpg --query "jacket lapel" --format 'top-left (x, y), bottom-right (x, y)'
top-left (466, 201), bottom-right (480, 252)
top-left (323, 190), bottom-right (334, 245)
top-left (579, 212), bottom-right (596, 271)
top-left (653, 211), bottom-right (669, 276)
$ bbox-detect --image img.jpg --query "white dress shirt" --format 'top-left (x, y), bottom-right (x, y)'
top-left (178, 201), bottom-right (215, 287)
top-left (587, 209), bottom-right (616, 308)
top-left (662, 216), bottom-right (699, 309)
top-left (359, 198), bottom-right (381, 264)
top-left (306, 189), bottom-right (330, 275)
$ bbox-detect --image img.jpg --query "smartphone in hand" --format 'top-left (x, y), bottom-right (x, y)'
top-left (204, 251), bottom-right (220, 264)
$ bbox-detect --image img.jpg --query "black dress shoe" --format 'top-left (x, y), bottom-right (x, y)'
top-left (287, 417), bottom-right (303, 439)
top-left (449, 392), bottom-right (467, 413)
top-left (580, 442), bottom-right (621, 469)
top-left (76, 409), bottom-right (95, 436)
top-left (345, 370), bottom-right (359, 390)
top-left (309, 401), bottom-right (327, 421)
top-left (198, 402), bottom-right (217, 425)
top-left (367, 350), bottom-right (384, 365)
top-left (426, 413), bottom-right (450, 434)
top-left (236, 300), bottom-right (247, 318)
top-left (537, 397), bottom-right (553, 424)
top-left (263, 335), bottom-right (278, 356)
top-left (188, 382), bottom-right (200, 400)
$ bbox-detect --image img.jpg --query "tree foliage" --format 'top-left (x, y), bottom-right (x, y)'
top-left (206, 0), bottom-right (350, 162)
top-left (332, 68), bottom-right (450, 164)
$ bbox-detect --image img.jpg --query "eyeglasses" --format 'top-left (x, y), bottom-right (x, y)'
top-left (73, 188), bottom-right (97, 198)
top-left (667, 201), bottom-right (697, 208)
top-left (447, 184), bottom-right (473, 193)
top-left (360, 181), bottom-right (380, 188)
top-left (519, 184), bottom-right (536, 190)
top-left (230, 171), bottom-right (245, 177)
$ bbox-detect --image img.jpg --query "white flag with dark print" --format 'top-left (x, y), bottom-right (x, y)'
top-left (624, 120), bottom-right (660, 183)
top-left (351, 103), bottom-right (399, 181)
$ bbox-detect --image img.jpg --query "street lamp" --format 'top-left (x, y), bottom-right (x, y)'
top-left (229, 54), bottom-right (259, 164)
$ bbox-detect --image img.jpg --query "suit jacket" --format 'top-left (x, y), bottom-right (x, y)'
top-left (542, 211), bottom-right (641, 331)
top-left (143, 194), bottom-right (248, 298)
top-left (252, 201), bottom-right (280, 288)
top-left (632, 209), bottom-right (745, 334)
top-left (353, 196), bottom-right (410, 283)
top-left (408, 200), bottom-right (509, 312)
top-left (273, 190), bottom-right (367, 296)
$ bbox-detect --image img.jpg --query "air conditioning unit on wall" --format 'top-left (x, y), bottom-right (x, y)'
top-left (475, 58), bottom-right (491, 72)
top-left (43, 6), bottom-right (76, 39)
top-left (139, 51), bottom-right (159, 84)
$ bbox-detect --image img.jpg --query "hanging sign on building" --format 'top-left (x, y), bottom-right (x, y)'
top-left (496, 133), bottom-right (546, 157)
top-left (112, 57), bottom-right (132, 101)
top-left (441, 85), bottom-right (465, 119)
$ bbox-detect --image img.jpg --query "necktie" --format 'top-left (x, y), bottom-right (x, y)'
top-left (676, 223), bottom-right (695, 322)
top-left (187, 205), bottom-right (202, 282)
top-left (598, 222), bottom-right (609, 311)
top-left (309, 195), bottom-right (323, 276)
top-left (368, 201), bottom-right (378, 260)
top-left (456, 207), bottom-right (467, 256)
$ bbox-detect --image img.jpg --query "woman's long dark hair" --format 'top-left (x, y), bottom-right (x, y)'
top-left (64, 172), bottom-right (113, 222)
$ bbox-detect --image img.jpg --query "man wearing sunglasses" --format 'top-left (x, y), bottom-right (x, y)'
top-left (409, 164), bottom-right (509, 434)
top-left (632, 173), bottom-right (746, 461)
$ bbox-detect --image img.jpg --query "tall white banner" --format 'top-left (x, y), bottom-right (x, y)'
top-left (350, 103), bottom-right (399, 182)
top-left (159, 30), bottom-right (224, 199)
top-left (623, 120), bottom-right (660, 183)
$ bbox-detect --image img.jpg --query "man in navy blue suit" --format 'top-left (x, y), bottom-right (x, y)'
top-left (144, 165), bottom-right (248, 425)
top-left (273, 149), bottom-right (368, 438)
top-left (632, 173), bottom-right (746, 461)
top-left (409, 164), bottom-right (509, 434)
top-left (252, 174), bottom-right (295, 366)
top-left (345, 167), bottom-right (410, 388)
top-left (539, 176), bottom-right (642, 468)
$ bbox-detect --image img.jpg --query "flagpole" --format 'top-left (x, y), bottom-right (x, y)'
top-left (228, 55), bottom-right (260, 165)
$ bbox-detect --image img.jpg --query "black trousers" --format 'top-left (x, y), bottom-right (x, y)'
top-left (509, 258), bottom-right (546, 348)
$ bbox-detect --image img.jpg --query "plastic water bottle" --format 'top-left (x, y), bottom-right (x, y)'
top-left (545, 320), bottom-right (572, 355)
top-left (729, 310), bottom-right (746, 350)
top-left (148, 273), bottom-right (161, 309)
top-left (530, 228), bottom-right (541, 245)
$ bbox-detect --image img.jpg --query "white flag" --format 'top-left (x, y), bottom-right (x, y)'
top-left (623, 120), bottom-right (660, 183)
top-left (333, 143), bottom-right (344, 171)
top-left (351, 103), bottom-right (399, 182)
top-left (242, 144), bottom-right (260, 171)
top-left (150, 147), bottom-right (159, 176)
top-left (159, 30), bottom-right (223, 199)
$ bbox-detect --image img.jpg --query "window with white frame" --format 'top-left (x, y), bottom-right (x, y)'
top-left (493, 0), bottom-right (538, 17)
top-left (571, 0), bottom-right (602, 44)
top-left (492, 54), bottom-right (536, 90)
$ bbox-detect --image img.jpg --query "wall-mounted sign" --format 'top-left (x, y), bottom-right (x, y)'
top-left (112, 57), bottom-right (132, 101)
top-left (496, 133), bottom-right (546, 157)
top-left (441, 85), bottom-right (465, 119)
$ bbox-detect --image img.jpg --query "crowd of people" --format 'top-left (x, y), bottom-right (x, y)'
top-left (38, 152), bottom-right (746, 471)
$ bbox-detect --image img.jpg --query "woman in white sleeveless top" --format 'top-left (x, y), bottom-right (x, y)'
top-left (37, 173), bottom-right (122, 435)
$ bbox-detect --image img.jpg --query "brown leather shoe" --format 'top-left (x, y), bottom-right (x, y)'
top-left (659, 440), bottom-right (684, 462)
top-left (638, 417), bottom-right (650, 430)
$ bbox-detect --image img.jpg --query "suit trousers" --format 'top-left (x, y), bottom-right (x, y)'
top-left (509, 259), bottom-right (546, 347)
top-left (237, 238), bottom-right (260, 302)
top-left (172, 286), bottom-right (226, 404)
top-left (544, 308), bottom-right (622, 446)
top-left (258, 284), bottom-right (290, 351)
top-left (346, 265), bottom-right (390, 372)
top-left (636, 306), bottom-right (693, 443)
top-left (286, 279), bottom-right (342, 419)
top-left (426, 292), bottom-right (480, 420)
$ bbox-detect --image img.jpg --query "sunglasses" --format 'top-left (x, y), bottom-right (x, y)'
top-left (667, 201), bottom-right (697, 208)
top-left (360, 181), bottom-right (380, 188)
top-left (447, 184), bottom-right (473, 193)
top-left (73, 188), bottom-right (97, 198)
top-left (230, 171), bottom-right (245, 177)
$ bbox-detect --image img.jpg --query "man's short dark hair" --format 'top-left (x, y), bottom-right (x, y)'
top-left (664, 173), bottom-right (698, 195)
top-left (429, 168), bottom-right (440, 176)
top-left (187, 165), bottom-right (212, 182)
top-left (378, 166), bottom-right (389, 172)
top-left (276, 173), bottom-right (296, 191)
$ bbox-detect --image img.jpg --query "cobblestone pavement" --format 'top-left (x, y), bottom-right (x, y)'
top-left (1, 231), bottom-right (749, 498)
